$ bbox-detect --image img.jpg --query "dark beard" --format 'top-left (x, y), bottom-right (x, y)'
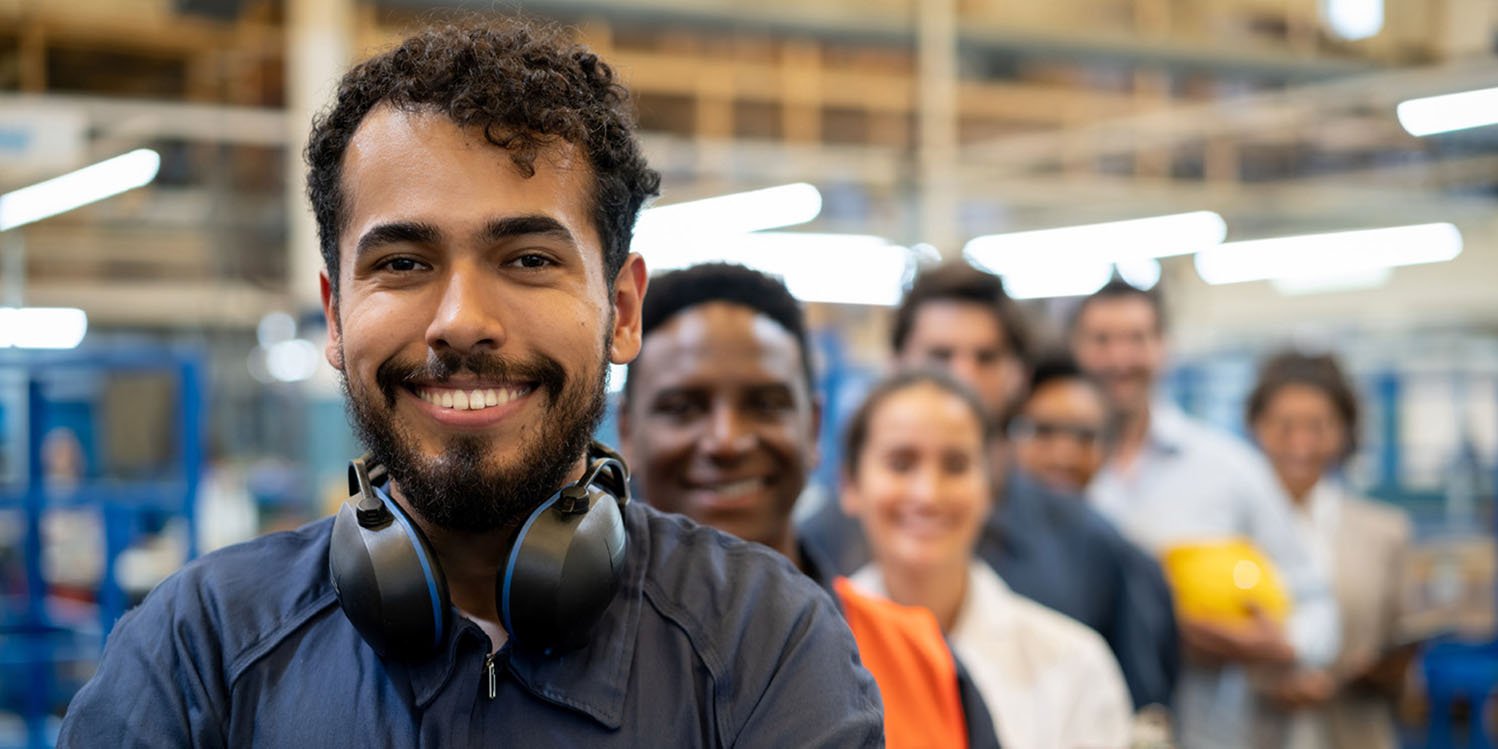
top-left (341, 343), bottom-right (609, 533)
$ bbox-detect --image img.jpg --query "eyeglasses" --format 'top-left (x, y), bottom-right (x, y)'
top-left (1008, 417), bottom-right (1106, 446)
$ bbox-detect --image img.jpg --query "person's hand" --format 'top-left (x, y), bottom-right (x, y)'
top-left (1263, 669), bottom-right (1337, 710)
top-left (1180, 605), bottom-right (1295, 666)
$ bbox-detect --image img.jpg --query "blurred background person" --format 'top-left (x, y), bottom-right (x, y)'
top-left (1247, 350), bottom-right (1416, 749)
top-left (618, 264), bottom-right (999, 749)
top-left (804, 262), bottom-right (1180, 712)
top-left (840, 369), bottom-right (1132, 749)
top-left (1071, 279), bottom-right (1339, 749)
top-left (1010, 353), bottom-right (1119, 494)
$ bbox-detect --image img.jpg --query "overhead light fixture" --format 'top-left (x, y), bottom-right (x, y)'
top-left (1398, 87), bottom-right (1498, 137)
top-left (1271, 267), bottom-right (1393, 296)
top-left (963, 211), bottom-right (1226, 275)
top-left (1194, 222), bottom-right (1462, 285)
top-left (998, 261), bottom-right (1114, 300)
top-left (634, 182), bottom-right (822, 239)
top-left (1115, 257), bottom-right (1163, 291)
top-left (642, 232), bottom-right (912, 306)
top-left (1321, 0), bottom-right (1384, 41)
top-left (0, 149), bottom-right (161, 231)
top-left (264, 339), bottom-right (321, 383)
top-left (0, 307), bottom-right (88, 349)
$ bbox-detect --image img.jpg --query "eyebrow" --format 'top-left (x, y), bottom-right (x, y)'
top-left (354, 221), bottom-right (442, 259)
top-left (482, 215), bottom-right (575, 245)
top-left (353, 215), bottom-right (576, 260)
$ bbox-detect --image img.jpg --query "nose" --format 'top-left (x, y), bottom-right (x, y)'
top-left (948, 353), bottom-right (983, 392)
top-left (425, 268), bottom-right (506, 355)
top-left (1283, 426), bottom-right (1323, 464)
top-left (906, 465), bottom-right (941, 507)
top-left (702, 403), bottom-right (754, 461)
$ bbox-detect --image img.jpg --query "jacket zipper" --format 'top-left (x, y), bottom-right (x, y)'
top-left (482, 653), bottom-right (498, 700)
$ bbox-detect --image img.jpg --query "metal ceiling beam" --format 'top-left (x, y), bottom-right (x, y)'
top-left (376, 0), bottom-right (1375, 80)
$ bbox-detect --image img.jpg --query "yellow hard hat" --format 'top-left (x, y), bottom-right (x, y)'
top-left (1160, 538), bottom-right (1291, 626)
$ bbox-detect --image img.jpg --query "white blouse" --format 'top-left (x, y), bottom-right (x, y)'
top-left (852, 561), bottom-right (1133, 749)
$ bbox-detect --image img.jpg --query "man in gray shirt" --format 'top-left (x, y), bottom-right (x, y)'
top-left (1072, 280), bottom-right (1339, 749)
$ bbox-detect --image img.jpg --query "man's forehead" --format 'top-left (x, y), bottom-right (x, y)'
top-left (908, 300), bottom-right (1006, 348)
top-left (1077, 296), bottom-right (1158, 332)
top-left (637, 303), bottom-right (804, 385)
top-left (1028, 379), bottom-right (1109, 415)
top-left (340, 105), bottom-right (595, 230)
top-left (348, 104), bottom-right (588, 167)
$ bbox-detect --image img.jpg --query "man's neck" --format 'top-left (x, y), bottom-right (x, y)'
top-left (390, 455), bottom-right (591, 626)
top-left (1112, 405), bottom-right (1153, 469)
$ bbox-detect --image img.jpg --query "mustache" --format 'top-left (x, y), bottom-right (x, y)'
top-left (374, 349), bottom-right (568, 409)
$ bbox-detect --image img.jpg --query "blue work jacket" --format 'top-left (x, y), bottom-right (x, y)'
top-left (59, 503), bottom-right (885, 747)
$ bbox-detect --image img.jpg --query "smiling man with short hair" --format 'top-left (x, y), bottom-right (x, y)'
top-left (620, 263), bottom-right (998, 749)
top-left (58, 22), bottom-right (882, 747)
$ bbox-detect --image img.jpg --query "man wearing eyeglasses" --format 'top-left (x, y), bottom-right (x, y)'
top-left (1009, 355), bottom-right (1117, 494)
top-left (802, 262), bottom-right (1179, 715)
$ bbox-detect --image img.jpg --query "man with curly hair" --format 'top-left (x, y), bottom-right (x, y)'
top-left (59, 20), bottom-right (884, 747)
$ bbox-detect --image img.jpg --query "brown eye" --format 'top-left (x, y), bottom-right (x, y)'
top-left (513, 253), bottom-right (554, 269)
top-left (382, 257), bottom-right (422, 272)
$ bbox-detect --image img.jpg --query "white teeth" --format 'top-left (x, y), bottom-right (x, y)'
top-left (417, 385), bottom-right (528, 411)
top-left (715, 478), bottom-right (763, 498)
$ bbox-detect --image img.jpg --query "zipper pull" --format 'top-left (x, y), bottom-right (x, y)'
top-left (483, 653), bottom-right (498, 700)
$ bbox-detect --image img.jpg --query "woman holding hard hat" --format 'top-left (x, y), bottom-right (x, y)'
top-left (1246, 351), bottom-right (1414, 749)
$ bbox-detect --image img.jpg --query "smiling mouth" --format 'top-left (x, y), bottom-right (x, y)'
top-left (891, 510), bottom-right (957, 537)
top-left (412, 384), bottom-right (534, 411)
top-left (689, 477), bottom-right (771, 500)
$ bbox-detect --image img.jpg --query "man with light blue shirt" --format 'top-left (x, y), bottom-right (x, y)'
top-left (1071, 280), bottom-right (1339, 749)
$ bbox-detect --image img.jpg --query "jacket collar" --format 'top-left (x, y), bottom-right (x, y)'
top-left (1143, 399), bottom-right (1191, 456)
top-left (404, 504), bottom-right (648, 730)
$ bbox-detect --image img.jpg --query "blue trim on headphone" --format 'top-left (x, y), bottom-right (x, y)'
top-left (501, 492), bottom-right (563, 635)
top-left (375, 485), bottom-right (445, 650)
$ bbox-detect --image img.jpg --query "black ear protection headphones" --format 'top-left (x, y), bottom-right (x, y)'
top-left (329, 442), bottom-right (631, 659)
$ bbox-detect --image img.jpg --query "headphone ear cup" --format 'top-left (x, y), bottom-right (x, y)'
top-left (499, 487), bottom-right (627, 651)
top-left (330, 495), bottom-right (451, 660)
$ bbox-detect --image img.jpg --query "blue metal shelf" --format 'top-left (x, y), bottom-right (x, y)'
top-left (0, 349), bottom-right (204, 749)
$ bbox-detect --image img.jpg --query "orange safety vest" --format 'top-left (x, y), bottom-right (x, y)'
top-left (833, 577), bottom-right (969, 749)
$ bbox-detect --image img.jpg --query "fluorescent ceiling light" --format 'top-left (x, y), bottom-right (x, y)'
top-left (0, 307), bottom-right (88, 349)
top-left (963, 211), bottom-right (1226, 274)
top-left (1321, 0), bottom-right (1383, 41)
top-left (634, 182), bottom-right (822, 239)
top-left (1115, 257), bottom-right (1162, 291)
top-left (1271, 267), bottom-right (1393, 296)
top-left (1398, 87), bottom-right (1498, 137)
top-left (999, 261), bottom-right (1114, 300)
top-left (1195, 223), bottom-right (1462, 285)
top-left (265, 339), bottom-right (321, 383)
top-left (642, 232), bottom-right (911, 306)
top-left (0, 149), bottom-right (161, 231)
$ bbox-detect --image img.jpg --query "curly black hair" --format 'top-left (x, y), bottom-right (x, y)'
top-left (306, 19), bottom-right (661, 296)
top-left (625, 263), bottom-right (816, 400)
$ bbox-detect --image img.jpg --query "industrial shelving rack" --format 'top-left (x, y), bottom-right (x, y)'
top-left (0, 348), bottom-right (203, 749)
